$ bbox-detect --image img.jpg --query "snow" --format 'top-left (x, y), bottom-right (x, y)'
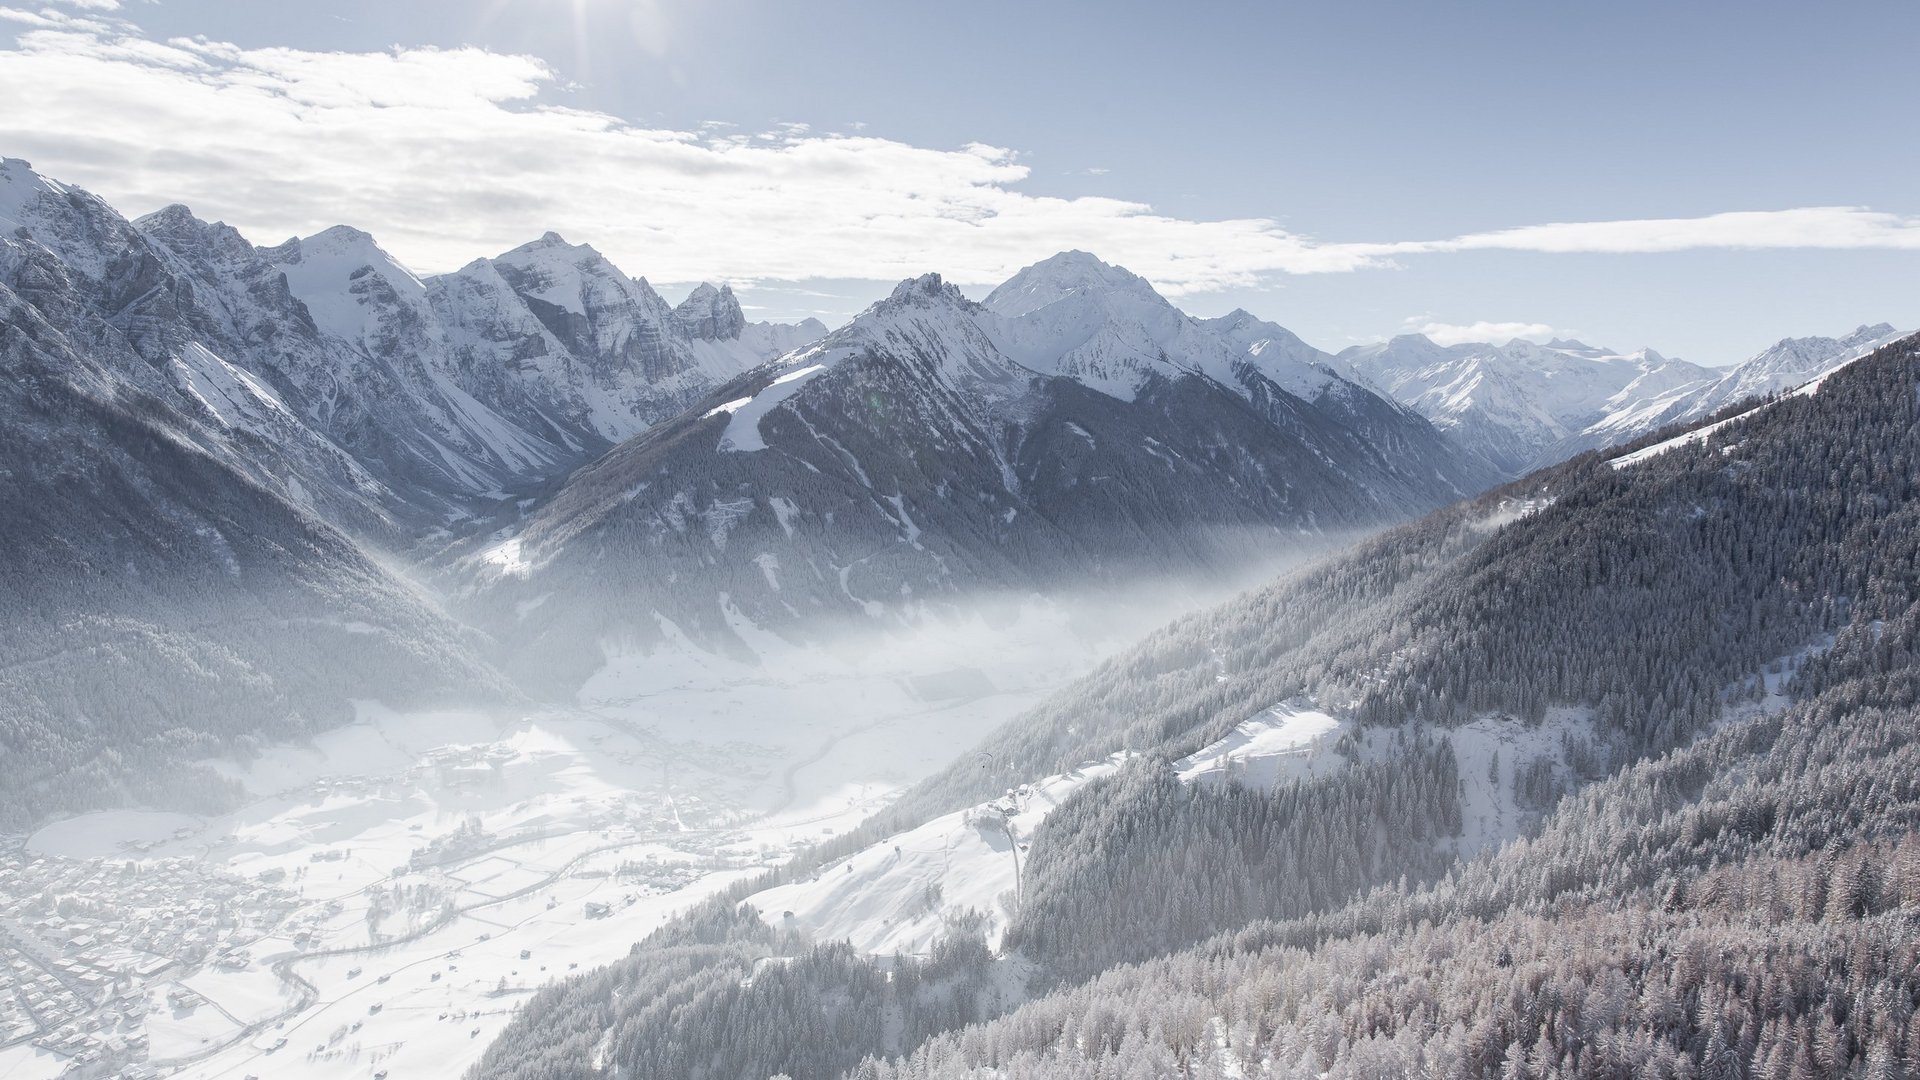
top-left (1177, 701), bottom-right (1343, 788)
top-left (0, 157), bottom-right (66, 233)
top-left (740, 698), bottom-right (1348, 961)
top-left (275, 225), bottom-right (428, 349)
top-left (0, 1043), bottom-right (68, 1080)
top-left (480, 537), bottom-right (534, 577)
top-left (1609, 411), bottom-right (1749, 468)
top-left (27, 810), bottom-right (203, 859)
top-left (768, 495), bottom-right (801, 537)
top-left (716, 362), bottom-right (828, 451)
top-left (182, 965), bottom-right (297, 1025)
top-left (75, 594), bottom-right (1159, 1080)
top-left (1610, 329), bottom-right (1910, 469)
top-left (487, 233), bottom-right (607, 318)
top-left (167, 342), bottom-right (296, 434)
top-left (145, 990), bottom-right (245, 1061)
top-left (1345, 333), bottom-right (1715, 471)
top-left (1444, 708), bottom-right (1595, 856)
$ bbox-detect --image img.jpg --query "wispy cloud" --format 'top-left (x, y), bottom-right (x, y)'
top-left (0, 16), bottom-right (1914, 295)
top-left (1373, 208), bottom-right (1920, 258)
top-left (1408, 319), bottom-right (1560, 347)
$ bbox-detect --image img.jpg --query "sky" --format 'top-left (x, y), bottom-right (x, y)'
top-left (1, 0), bottom-right (1916, 364)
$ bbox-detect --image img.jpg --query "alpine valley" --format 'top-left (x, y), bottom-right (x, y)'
top-left (2, 156), bottom-right (1914, 1080)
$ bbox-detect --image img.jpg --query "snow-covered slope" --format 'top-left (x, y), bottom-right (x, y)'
top-left (1610, 326), bottom-right (1917, 468)
top-left (747, 754), bottom-right (1127, 955)
top-left (1347, 321), bottom-right (1907, 476)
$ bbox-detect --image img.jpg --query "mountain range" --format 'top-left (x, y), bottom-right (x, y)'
top-left (0, 156), bottom-right (1899, 825)
top-left (1345, 324), bottom-right (1904, 473)
top-left (450, 253), bottom-right (1503, 687)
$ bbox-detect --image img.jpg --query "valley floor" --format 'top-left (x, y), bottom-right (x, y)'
top-left (0, 600), bottom-right (1150, 1080)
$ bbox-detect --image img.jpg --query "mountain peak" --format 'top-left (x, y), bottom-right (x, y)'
top-left (135, 202), bottom-right (203, 229)
top-left (1843, 322), bottom-right (1899, 346)
top-left (134, 203), bottom-right (259, 265)
top-left (981, 250), bottom-right (1159, 318)
top-left (673, 281), bottom-right (746, 341)
top-left (309, 223), bottom-right (380, 247)
top-left (0, 157), bottom-right (72, 230)
top-left (495, 231), bottom-right (604, 264)
top-left (888, 271), bottom-right (965, 305)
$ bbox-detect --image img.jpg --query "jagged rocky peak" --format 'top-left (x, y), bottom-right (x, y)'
top-left (887, 270), bottom-right (969, 307)
top-left (132, 203), bottom-right (259, 263)
top-left (672, 282), bottom-right (746, 340)
top-left (980, 249), bottom-right (1159, 317)
top-left (483, 229), bottom-right (671, 321)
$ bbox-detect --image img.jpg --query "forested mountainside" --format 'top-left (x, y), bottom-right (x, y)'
top-left (448, 259), bottom-right (1502, 689)
top-left (469, 332), bottom-right (1920, 1080)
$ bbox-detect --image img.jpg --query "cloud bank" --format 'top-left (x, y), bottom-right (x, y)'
top-left (1410, 320), bottom-right (1561, 347)
top-left (1, 9), bottom-right (1916, 296)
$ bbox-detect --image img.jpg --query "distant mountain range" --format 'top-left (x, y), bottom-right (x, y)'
top-left (1343, 324), bottom-right (1903, 474)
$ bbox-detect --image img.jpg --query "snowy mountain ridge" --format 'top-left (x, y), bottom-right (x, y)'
top-left (1, 157), bottom-right (828, 533)
top-left (1340, 333), bottom-right (1716, 475)
top-left (1567, 321), bottom-right (1906, 460)
top-left (450, 256), bottom-right (1505, 688)
top-left (1346, 321), bottom-right (1907, 475)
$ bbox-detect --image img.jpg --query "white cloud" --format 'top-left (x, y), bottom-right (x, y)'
top-left (0, 18), bottom-right (1915, 296)
top-left (1409, 319), bottom-right (1559, 347)
top-left (1373, 207), bottom-right (1920, 258)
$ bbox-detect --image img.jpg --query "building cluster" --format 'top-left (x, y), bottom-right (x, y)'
top-left (0, 847), bottom-right (298, 1076)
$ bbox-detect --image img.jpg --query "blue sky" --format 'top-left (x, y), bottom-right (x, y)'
top-left (2, 0), bottom-right (1915, 363)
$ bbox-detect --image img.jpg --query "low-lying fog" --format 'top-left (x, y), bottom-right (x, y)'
top-left (8, 538), bottom-right (1350, 1080)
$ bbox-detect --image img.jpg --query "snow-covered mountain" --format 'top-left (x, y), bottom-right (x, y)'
top-left (0, 158), bottom-right (833, 820)
top-left (1345, 323), bottom-right (1906, 476)
top-left (452, 253), bottom-right (1504, 689)
top-left (1, 158), bottom-right (827, 538)
top-left (428, 233), bottom-right (823, 452)
top-left (0, 175), bottom-right (510, 823)
top-left (1341, 334), bottom-right (1714, 475)
top-left (1559, 322), bottom-right (1905, 459)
